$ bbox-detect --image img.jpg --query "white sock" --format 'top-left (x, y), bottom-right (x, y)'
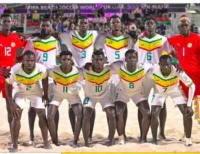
top-left (119, 135), bottom-right (125, 145)
top-left (186, 138), bottom-right (192, 146)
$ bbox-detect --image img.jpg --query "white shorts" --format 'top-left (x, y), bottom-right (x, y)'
top-left (116, 90), bottom-right (147, 105)
top-left (14, 94), bottom-right (45, 109)
top-left (142, 76), bottom-right (155, 98)
top-left (152, 89), bottom-right (187, 107)
top-left (83, 93), bottom-right (115, 110)
top-left (50, 92), bottom-right (82, 106)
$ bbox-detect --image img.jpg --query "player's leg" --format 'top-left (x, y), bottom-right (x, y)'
top-left (89, 109), bottom-right (95, 141)
top-left (82, 97), bottom-right (95, 147)
top-left (159, 102), bottom-right (167, 139)
top-left (137, 108), bottom-right (143, 141)
top-left (68, 105), bottom-right (75, 134)
top-left (5, 99), bottom-right (13, 138)
top-left (123, 105), bottom-right (128, 140)
top-left (151, 106), bottom-right (161, 144)
top-left (82, 107), bottom-right (93, 147)
top-left (35, 108), bottom-right (52, 149)
top-left (137, 100), bottom-right (151, 143)
top-left (104, 106), bottom-right (116, 146)
top-left (11, 106), bottom-right (22, 152)
top-left (54, 109), bottom-right (59, 138)
top-left (71, 103), bottom-right (83, 147)
top-left (115, 101), bottom-right (126, 144)
top-left (47, 104), bottom-right (59, 145)
top-left (28, 106), bottom-right (36, 144)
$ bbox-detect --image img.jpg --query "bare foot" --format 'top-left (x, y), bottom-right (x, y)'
top-left (158, 133), bottom-right (166, 140)
top-left (44, 143), bottom-right (52, 149)
top-left (140, 137), bottom-right (147, 143)
top-left (151, 139), bottom-right (158, 145)
top-left (72, 143), bottom-right (80, 148)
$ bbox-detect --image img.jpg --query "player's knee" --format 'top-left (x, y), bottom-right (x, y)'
top-left (47, 114), bottom-right (54, 123)
top-left (107, 108), bottom-right (116, 120)
top-left (76, 112), bottom-right (83, 121)
top-left (151, 111), bottom-right (159, 120)
top-left (116, 109), bottom-right (124, 118)
top-left (83, 111), bottom-right (91, 121)
top-left (143, 110), bottom-right (151, 119)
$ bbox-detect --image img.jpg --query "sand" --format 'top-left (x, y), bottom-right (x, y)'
top-left (0, 92), bottom-right (200, 152)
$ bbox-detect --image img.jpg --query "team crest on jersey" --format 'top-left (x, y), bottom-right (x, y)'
top-left (11, 42), bottom-right (15, 47)
top-left (187, 43), bottom-right (192, 48)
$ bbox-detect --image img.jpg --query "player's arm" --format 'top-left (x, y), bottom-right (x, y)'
top-left (94, 33), bottom-right (106, 53)
top-left (110, 61), bottom-right (122, 74)
top-left (178, 72), bottom-right (195, 107)
top-left (0, 66), bottom-right (10, 78)
top-left (5, 68), bottom-right (20, 118)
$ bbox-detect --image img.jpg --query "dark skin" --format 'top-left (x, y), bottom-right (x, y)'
top-left (28, 21), bottom-right (60, 144)
top-left (5, 54), bottom-right (51, 152)
top-left (82, 54), bottom-right (116, 147)
top-left (69, 18), bottom-right (96, 141)
top-left (178, 20), bottom-right (190, 37)
top-left (115, 52), bottom-right (150, 143)
top-left (137, 19), bottom-right (167, 140)
top-left (47, 55), bottom-right (83, 148)
top-left (0, 66), bottom-right (10, 78)
top-left (110, 17), bottom-right (122, 37)
top-left (1, 16), bottom-right (15, 143)
top-left (151, 58), bottom-right (194, 144)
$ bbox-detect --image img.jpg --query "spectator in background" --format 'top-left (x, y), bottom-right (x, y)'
top-left (134, 6), bottom-right (142, 19)
top-left (121, 10), bottom-right (130, 25)
top-left (93, 13), bottom-right (100, 27)
top-left (75, 9), bottom-right (81, 25)
top-left (44, 11), bottom-right (50, 19)
top-left (62, 17), bottom-right (70, 32)
top-left (27, 10), bottom-right (32, 22)
top-left (99, 13), bottom-right (107, 31)
top-left (33, 10), bottom-right (39, 22)
top-left (68, 22), bottom-right (75, 30)
top-left (160, 21), bottom-right (167, 35)
top-left (129, 10), bottom-right (135, 21)
top-left (57, 19), bottom-right (63, 32)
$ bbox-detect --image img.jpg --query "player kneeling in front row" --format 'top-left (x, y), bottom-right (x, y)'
top-left (81, 49), bottom-right (116, 147)
top-left (148, 55), bottom-right (195, 146)
top-left (5, 51), bottom-right (51, 152)
top-left (112, 49), bottom-right (151, 144)
top-left (47, 50), bottom-right (83, 147)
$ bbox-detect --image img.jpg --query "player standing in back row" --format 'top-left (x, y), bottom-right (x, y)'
top-left (60, 15), bottom-right (98, 141)
top-left (22, 18), bottom-right (61, 145)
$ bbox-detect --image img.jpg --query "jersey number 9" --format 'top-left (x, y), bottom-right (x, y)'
top-left (43, 53), bottom-right (48, 61)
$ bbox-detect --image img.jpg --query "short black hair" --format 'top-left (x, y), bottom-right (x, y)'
top-left (0, 13), bottom-right (12, 19)
top-left (41, 18), bottom-right (51, 24)
top-left (110, 15), bottom-right (121, 21)
top-left (159, 55), bottom-right (172, 62)
top-left (144, 17), bottom-right (156, 25)
top-left (79, 14), bottom-right (88, 20)
top-left (23, 50), bottom-right (35, 58)
top-left (93, 49), bottom-right (105, 57)
top-left (60, 50), bottom-right (72, 57)
top-left (125, 49), bottom-right (138, 57)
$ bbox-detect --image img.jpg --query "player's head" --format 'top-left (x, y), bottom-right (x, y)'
top-left (125, 49), bottom-right (138, 65)
top-left (159, 55), bottom-right (172, 76)
top-left (144, 17), bottom-right (156, 35)
top-left (59, 50), bottom-right (73, 67)
top-left (40, 18), bottom-right (52, 36)
top-left (78, 15), bottom-right (89, 32)
top-left (92, 49), bottom-right (106, 69)
top-left (178, 15), bottom-right (191, 37)
top-left (110, 15), bottom-right (121, 31)
top-left (0, 13), bottom-right (12, 31)
top-left (22, 50), bottom-right (36, 71)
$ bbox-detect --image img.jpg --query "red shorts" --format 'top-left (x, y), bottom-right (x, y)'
top-left (180, 72), bottom-right (200, 99)
top-left (0, 77), bottom-right (7, 98)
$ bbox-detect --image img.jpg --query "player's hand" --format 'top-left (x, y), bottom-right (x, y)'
top-left (138, 31), bottom-right (146, 39)
top-left (175, 64), bottom-right (183, 73)
top-left (185, 106), bottom-right (194, 118)
top-left (10, 102), bottom-right (21, 119)
top-left (42, 95), bottom-right (49, 107)
top-left (0, 66), bottom-right (11, 78)
top-left (84, 63), bottom-right (92, 70)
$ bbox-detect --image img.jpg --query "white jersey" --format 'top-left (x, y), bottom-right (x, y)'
top-left (23, 36), bottom-right (61, 69)
top-left (6, 63), bottom-right (47, 95)
top-left (80, 66), bottom-right (115, 99)
top-left (134, 34), bottom-right (172, 64)
top-left (60, 30), bottom-right (98, 68)
top-left (112, 62), bottom-right (152, 96)
top-left (48, 66), bottom-right (82, 95)
top-left (94, 32), bottom-right (134, 64)
top-left (147, 65), bottom-right (193, 94)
